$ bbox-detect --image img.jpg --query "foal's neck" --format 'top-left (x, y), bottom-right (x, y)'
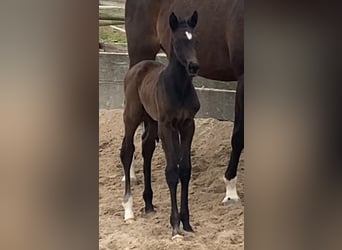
top-left (164, 48), bottom-right (192, 96)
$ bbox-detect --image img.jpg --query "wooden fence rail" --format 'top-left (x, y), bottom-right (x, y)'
top-left (100, 21), bottom-right (125, 26)
top-left (99, 5), bottom-right (125, 26)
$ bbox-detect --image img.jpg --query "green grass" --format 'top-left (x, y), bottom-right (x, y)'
top-left (99, 26), bottom-right (127, 44)
top-left (99, 7), bottom-right (126, 44)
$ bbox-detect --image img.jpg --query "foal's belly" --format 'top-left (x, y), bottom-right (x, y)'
top-left (137, 65), bottom-right (164, 121)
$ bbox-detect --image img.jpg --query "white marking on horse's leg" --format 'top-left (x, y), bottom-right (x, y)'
top-left (121, 157), bottom-right (137, 182)
top-left (222, 176), bottom-right (240, 203)
top-left (122, 195), bottom-right (134, 221)
top-left (171, 234), bottom-right (184, 241)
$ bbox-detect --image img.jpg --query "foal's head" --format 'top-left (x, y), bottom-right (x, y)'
top-left (169, 11), bottom-right (199, 76)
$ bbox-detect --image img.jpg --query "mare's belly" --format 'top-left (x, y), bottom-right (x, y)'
top-left (198, 64), bottom-right (237, 81)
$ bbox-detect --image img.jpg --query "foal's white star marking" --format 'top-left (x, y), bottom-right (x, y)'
top-left (185, 31), bottom-right (192, 40)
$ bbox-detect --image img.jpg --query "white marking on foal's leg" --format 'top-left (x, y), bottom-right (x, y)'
top-left (122, 195), bottom-right (134, 221)
top-left (222, 176), bottom-right (240, 204)
top-left (121, 157), bottom-right (137, 182)
top-left (171, 234), bottom-right (184, 241)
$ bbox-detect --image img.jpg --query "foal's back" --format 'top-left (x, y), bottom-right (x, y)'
top-left (124, 60), bottom-right (165, 121)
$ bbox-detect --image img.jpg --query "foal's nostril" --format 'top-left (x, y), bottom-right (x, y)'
top-left (188, 62), bottom-right (199, 74)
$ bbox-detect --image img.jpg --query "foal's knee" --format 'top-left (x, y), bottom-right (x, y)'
top-left (165, 167), bottom-right (179, 187)
top-left (179, 163), bottom-right (191, 183)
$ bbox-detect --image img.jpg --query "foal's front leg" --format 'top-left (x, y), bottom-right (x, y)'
top-left (159, 123), bottom-right (182, 239)
top-left (179, 119), bottom-right (195, 232)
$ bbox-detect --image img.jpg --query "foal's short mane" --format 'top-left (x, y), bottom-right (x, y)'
top-left (175, 19), bottom-right (189, 28)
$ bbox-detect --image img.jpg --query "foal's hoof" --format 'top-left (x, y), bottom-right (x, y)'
top-left (145, 208), bottom-right (156, 214)
top-left (140, 205), bottom-right (156, 217)
top-left (183, 224), bottom-right (194, 233)
top-left (171, 234), bottom-right (184, 241)
top-left (144, 209), bottom-right (156, 218)
top-left (124, 218), bottom-right (135, 224)
top-left (183, 223), bottom-right (195, 233)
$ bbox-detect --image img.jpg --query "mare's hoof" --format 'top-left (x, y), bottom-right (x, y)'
top-left (222, 197), bottom-right (241, 206)
top-left (171, 234), bottom-right (184, 241)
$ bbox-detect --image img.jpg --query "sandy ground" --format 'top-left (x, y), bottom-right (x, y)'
top-left (99, 109), bottom-right (244, 250)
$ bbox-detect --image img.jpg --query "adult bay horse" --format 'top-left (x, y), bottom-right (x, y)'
top-left (121, 11), bottom-right (200, 239)
top-left (125, 0), bottom-right (244, 204)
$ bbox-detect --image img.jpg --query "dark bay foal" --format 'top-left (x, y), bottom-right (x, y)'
top-left (120, 11), bottom-right (200, 239)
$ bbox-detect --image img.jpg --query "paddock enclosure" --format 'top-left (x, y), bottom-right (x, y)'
top-left (99, 110), bottom-right (244, 249)
top-left (99, 1), bottom-right (244, 249)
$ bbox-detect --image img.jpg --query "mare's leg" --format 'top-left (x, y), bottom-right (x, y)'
top-left (179, 119), bottom-right (195, 232)
top-left (223, 74), bottom-right (244, 204)
top-left (159, 123), bottom-right (182, 238)
top-left (125, 1), bottom-right (160, 67)
top-left (120, 111), bottom-right (141, 221)
top-left (225, 9), bottom-right (244, 202)
top-left (141, 118), bottom-right (158, 214)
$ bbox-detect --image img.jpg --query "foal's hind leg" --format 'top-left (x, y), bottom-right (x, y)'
top-left (141, 118), bottom-right (158, 214)
top-left (120, 113), bottom-right (141, 221)
top-left (121, 155), bottom-right (137, 182)
top-left (179, 119), bottom-right (195, 232)
top-left (223, 75), bottom-right (244, 204)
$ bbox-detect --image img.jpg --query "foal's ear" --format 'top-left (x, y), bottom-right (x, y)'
top-left (169, 12), bottom-right (179, 31)
top-left (187, 10), bottom-right (198, 29)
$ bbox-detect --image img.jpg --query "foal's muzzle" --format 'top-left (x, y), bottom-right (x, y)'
top-left (188, 62), bottom-right (199, 76)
